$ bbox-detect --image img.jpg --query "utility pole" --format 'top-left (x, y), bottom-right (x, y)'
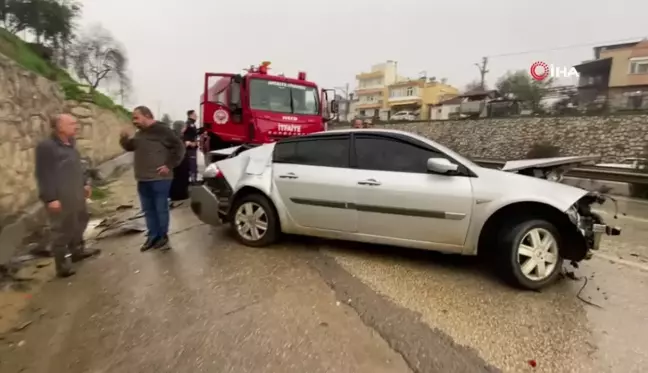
top-left (475, 57), bottom-right (489, 90)
top-left (334, 84), bottom-right (351, 121)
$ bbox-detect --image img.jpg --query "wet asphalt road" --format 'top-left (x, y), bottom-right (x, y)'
top-left (1, 180), bottom-right (648, 372)
top-left (0, 206), bottom-right (497, 373)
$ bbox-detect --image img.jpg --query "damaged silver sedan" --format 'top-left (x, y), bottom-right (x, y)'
top-left (190, 129), bottom-right (621, 290)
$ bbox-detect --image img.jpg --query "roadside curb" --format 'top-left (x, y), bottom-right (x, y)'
top-left (0, 153), bottom-right (133, 267)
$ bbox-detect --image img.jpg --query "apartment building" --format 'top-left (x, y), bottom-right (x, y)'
top-left (353, 61), bottom-right (398, 120)
top-left (574, 39), bottom-right (648, 111)
top-left (387, 78), bottom-right (459, 120)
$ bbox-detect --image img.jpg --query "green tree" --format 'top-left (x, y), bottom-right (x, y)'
top-left (496, 70), bottom-right (553, 112)
top-left (70, 24), bottom-right (130, 93)
top-left (44, 0), bottom-right (81, 67)
top-left (2, 0), bottom-right (80, 66)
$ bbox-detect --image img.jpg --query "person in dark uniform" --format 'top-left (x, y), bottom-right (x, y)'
top-left (169, 120), bottom-right (190, 203)
top-left (35, 114), bottom-right (101, 277)
top-left (184, 110), bottom-right (199, 184)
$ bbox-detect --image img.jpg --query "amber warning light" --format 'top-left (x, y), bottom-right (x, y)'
top-left (259, 61), bottom-right (271, 74)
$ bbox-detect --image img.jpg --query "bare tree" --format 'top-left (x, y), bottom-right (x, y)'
top-left (70, 24), bottom-right (129, 93)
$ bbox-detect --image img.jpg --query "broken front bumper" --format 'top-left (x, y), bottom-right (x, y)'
top-left (189, 185), bottom-right (224, 227)
top-left (590, 223), bottom-right (622, 251)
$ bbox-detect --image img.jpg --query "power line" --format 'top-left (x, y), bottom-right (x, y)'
top-left (486, 35), bottom-right (646, 59)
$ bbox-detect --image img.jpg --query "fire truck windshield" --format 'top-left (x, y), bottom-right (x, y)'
top-left (249, 79), bottom-right (318, 115)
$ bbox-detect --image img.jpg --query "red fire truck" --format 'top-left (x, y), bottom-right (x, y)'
top-left (199, 62), bottom-right (338, 161)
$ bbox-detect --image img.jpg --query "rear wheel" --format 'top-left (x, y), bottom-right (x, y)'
top-left (496, 219), bottom-right (563, 290)
top-left (229, 193), bottom-right (279, 247)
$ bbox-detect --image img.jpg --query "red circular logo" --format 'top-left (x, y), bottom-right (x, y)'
top-left (530, 61), bottom-right (549, 81)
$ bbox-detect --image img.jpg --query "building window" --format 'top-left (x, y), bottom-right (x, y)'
top-left (406, 87), bottom-right (414, 96)
top-left (624, 91), bottom-right (647, 109)
top-left (629, 57), bottom-right (648, 74)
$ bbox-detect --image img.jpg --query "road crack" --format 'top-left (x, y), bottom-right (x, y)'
top-left (306, 250), bottom-right (502, 373)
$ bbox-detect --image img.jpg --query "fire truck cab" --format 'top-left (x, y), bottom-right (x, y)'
top-left (199, 62), bottom-right (338, 160)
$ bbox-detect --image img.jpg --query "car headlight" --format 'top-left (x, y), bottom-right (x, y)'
top-left (546, 170), bottom-right (563, 182)
top-left (203, 163), bottom-right (220, 178)
top-left (566, 206), bottom-right (580, 225)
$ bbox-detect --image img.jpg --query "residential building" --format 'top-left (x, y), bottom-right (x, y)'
top-left (574, 39), bottom-right (648, 111)
top-left (387, 78), bottom-right (459, 120)
top-left (428, 89), bottom-right (503, 120)
top-left (429, 96), bottom-right (463, 120)
top-left (354, 61), bottom-right (398, 120)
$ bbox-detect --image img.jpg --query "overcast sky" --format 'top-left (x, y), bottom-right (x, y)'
top-left (81, 0), bottom-right (647, 120)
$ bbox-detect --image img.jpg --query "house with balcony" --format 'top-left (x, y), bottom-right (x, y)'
top-left (387, 78), bottom-right (459, 120)
top-left (354, 61), bottom-right (399, 120)
top-left (574, 39), bottom-right (648, 111)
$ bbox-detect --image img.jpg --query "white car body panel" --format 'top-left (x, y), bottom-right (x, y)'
top-left (212, 130), bottom-right (590, 256)
top-left (209, 145), bottom-right (242, 157)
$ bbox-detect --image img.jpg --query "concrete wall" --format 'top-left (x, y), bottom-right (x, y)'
top-left (380, 115), bottom-right (648, 162)
top-left (0, 54), bottom-right (131, 228)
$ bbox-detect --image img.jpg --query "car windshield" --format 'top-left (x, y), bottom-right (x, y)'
top-left (249, 79), bottom-right (319, 115)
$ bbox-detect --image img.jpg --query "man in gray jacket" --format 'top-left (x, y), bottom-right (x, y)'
top-left (35, 114), bottom-right (101, 278)
top-left (120, 106), bottom-right (185, 251)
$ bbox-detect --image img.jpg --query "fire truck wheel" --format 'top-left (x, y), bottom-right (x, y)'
top-left (230, 193), bottom-right (280, 247)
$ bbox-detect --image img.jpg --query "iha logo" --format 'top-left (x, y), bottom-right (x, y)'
top-left (529, 61), bottom-right (579, 81)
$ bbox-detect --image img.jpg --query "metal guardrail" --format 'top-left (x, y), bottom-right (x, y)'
top-left (473, 159), bottom-right (648, 185)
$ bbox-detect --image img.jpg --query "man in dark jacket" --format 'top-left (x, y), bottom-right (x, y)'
top-left (35, 114), bottom-right (100, 277)
top-left (120, 106), bottom-right (185, 251)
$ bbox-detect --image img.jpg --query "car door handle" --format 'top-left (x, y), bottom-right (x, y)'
top-left (279, 172), bottom-right (298, 179)
top-left (357, 178), bottom-right (381, 186)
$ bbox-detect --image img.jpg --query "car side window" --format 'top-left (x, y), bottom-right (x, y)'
top-left (273, 137), bottom-right (349, 168)
top-left (354, 136), bottom-right (444, 173)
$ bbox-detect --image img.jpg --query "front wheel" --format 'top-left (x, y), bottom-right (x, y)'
top-left (497, 219), bottom-right (564, 290)
top-left (229, 193), bottom-right (279, 247)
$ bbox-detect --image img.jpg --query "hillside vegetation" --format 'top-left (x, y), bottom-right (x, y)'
top-left (0, 27), bottom-right (130, 119)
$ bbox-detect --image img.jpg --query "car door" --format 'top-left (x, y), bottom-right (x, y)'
top-left (271, 135), bottom-right (358, 232)
top-left (351, 133), bottom-right (474, 247)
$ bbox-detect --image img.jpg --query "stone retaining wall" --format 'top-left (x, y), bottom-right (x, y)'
top-left (374, 115), bottom-right (648, 162)
top-left (0, 54), bottom-right (130, 228)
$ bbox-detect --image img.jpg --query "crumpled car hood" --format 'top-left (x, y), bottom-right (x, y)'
top-left (474, 167), bottom-right (589, 212)
top-left (215, 143), bottom-right (275, 189)
top-left (501, 155), bottom-right (601, 172)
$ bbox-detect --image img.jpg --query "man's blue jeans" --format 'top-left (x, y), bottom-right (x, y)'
top-left (137, 180), bottom-right (172, 240)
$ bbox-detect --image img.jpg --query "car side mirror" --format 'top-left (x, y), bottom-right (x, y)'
top-left (330, 100), bottom-right (339, 114)
top-left (427, 158), bottom-right (458, 174)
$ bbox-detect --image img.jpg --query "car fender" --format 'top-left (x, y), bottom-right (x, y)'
top-left (463, 170), bottom-right (589, 254)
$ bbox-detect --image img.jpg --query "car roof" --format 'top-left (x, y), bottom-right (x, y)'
top-left (316, 128), bottom-right (414, 136)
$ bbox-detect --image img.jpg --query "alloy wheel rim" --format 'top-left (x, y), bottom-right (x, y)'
top-left (517, 228), bottom-right (559, 281)
top-left (234, 202), bottom-right (268, 241)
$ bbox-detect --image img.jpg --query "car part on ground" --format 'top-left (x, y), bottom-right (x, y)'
top-left (190, 129), bottom-right (622, 290)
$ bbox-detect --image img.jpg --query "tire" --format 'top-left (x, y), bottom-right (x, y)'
top-left (229, 193), bottom-right (280, 247)
top-left (496, 219), bottom-right (564, 290)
